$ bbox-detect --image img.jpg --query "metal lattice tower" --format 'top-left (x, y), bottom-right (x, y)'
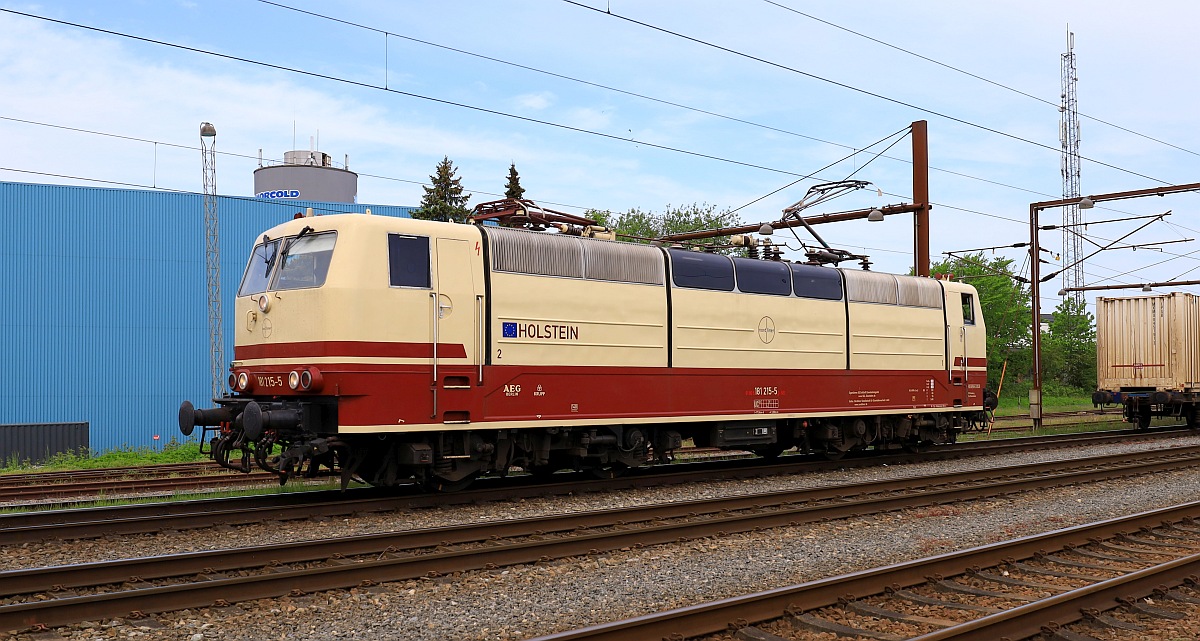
top-left (200, 122), bottom-right (223, 401)
top-left (1060, 30), bottom-right (1084, 304)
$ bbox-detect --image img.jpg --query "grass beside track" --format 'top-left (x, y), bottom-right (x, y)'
top-left (1, 439), bottom-right (208, 475)
top-left (0, 479), bottom-right (348, 515)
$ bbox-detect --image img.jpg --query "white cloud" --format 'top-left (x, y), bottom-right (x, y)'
top-left (512, 91), bottom-right (554, 111)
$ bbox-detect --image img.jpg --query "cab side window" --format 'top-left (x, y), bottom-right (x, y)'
top-left (961, 293), bottom-right (976, 325)
top-left (388, 234), bottom-right (431, 288)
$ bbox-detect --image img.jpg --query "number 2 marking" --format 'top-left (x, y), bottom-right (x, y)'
top-left (496, 348), bottom-right (502, 360)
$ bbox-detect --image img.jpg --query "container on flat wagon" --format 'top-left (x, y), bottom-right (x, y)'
top-left (1095, 292), bottom-right (1200, 392)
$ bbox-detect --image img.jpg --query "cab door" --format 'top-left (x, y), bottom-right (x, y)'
top-left (432, 236), bottom-right (481, 421)
top-left (945, 290), bottom-right (972, 388)
top-left (945, 287), bottom-right (985, 406)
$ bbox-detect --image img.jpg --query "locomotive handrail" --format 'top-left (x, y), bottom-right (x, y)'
top-left (430, 291), bottom-right (438, 419)
top-left (476, 294), bottom-right (485, 385)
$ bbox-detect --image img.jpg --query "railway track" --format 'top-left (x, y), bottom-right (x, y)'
top-left (529, 503), bottom-right (1200, 641)
top-left (0, 461), bottom-right (283, 502)
top-left (3, 444), bottom-right (1199, 633)
top-left (0, 415), bottom-right (1152, 506)
top-left (0, 461), bottom-right (219, 485)
top-left (1, 427), bottom-right (1189, 543)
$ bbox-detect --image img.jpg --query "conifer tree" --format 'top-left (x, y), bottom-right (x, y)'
top-left (503, 162), bottom-right (526, 200)
top-left (412, 156), bottom-right (471, 223)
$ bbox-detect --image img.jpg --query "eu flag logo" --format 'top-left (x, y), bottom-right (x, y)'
top-left (502, 322), bottom-right (517, 338)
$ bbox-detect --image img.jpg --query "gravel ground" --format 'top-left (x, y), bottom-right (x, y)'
top-left (8, 432), bottom-right (1200, 641)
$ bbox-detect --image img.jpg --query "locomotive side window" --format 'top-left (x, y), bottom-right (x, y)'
top-left (669, 249), bottom-right (734, 291)
top-left (790, 263), bottom-right (843, 300)
top-left (238, 238), bottom-right (281, 296)
top-left (733, 258), bottom-right (790, 295)
top-left (272, 232), bottom-right (337, 291)
top-left (388, 234), bottom-right (431, 288)
top-left (961, 293), bottom-right (976, 325)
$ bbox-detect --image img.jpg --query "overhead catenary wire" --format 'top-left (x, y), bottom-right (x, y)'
top-left (728, 125), bottom-right (911, 217)
top-left (759, 0), bottom-right (1200, 159)
top-left (562, 0), bottom-right (1183, 187)
top-left (251, 0), bottom-right (1139, 204)
top-left (3, 6), bottom-right (1173, 225)
top-left (0, 8), bottom-right (851, 183)
top-left (0, 166), bottom-right (417, 217)
top-left (0, 115), bottom-right (597, 214)
top-left (5, 7), bottom-right (1194, 288)
top-left (0, 8), bottom-right (1061, 235)
top-left (0, 113), bottom-right (1023, 231)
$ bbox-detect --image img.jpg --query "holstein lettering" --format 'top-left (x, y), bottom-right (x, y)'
top-left (506, 322), bottom-right (579, 340)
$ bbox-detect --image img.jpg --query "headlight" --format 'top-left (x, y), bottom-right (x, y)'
top-left (257, 294), bottom-right (271, 313)
top-left (288, 370), bottom-right (301, 390)
top-left (298, 367), bottom-right (323, 392)
top-left (227, 373), bottom-right (236, 390)
top-left (237, 371), bottom-right (250, 391)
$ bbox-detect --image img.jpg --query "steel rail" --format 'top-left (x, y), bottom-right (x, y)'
top-left (0, 461), bottom-right (221, 486)
top-left (527, 501), bottom-right (1200, 641)
top-left (910, 552), bottom-right (1200, 640)
top-left (7, 446), bottom-right (1199, 596)
top-left (0, 470), bottom-right (281, 501)
top-left (0, 427), bottom-right (1189, 543)
top-left (2, 447), bottom-right (1199, 631)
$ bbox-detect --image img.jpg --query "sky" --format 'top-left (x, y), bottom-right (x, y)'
top-left (3, 0), bottom-right (1200, 314)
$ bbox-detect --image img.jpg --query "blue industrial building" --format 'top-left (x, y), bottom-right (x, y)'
top-left (0, 180), bottom-right (414, 453)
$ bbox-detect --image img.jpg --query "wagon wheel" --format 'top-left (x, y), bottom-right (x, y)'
top-left (1136, 406), bottom-right (1152, 431)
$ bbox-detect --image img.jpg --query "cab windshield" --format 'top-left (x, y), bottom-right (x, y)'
top-left (238, 238), bottom-right (281, 296)
top-left (272, 232), bottom-right (337, 290)
top-left (236, 231), bottom-right (337, 295)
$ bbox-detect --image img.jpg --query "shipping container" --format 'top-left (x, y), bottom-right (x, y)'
top-left (1096, 292), bottom-right (1200, 392)
top-left (0, 423), bottom-right (89, 465)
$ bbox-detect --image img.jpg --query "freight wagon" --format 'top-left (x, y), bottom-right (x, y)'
top-left (1093, 292), bottom-right (1200, 427)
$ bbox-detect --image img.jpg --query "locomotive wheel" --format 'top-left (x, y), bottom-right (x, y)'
top-left (751, 444), bottom-right (786, 459)
top-left (528, 465), bottom-right (561, 479)
top-left (589, 463), bottom-right (628, 480)
top-left (903, 441), bottom-right (928, 454)
top-left (427, 472), bottom-right (479, 492)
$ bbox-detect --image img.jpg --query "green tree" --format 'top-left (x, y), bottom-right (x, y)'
top-left (587, 203), bottom-right (741, 250)
top-left (930, 253), bottom-right (1032, 393)
top-left (412, 156), bottom-right (471, 223)
top-left (503, 162), bottom-right (525, 199)
top-left (1043, 296), bottom-right (1096, 390)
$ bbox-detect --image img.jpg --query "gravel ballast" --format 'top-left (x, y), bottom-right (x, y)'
top-left (7, 432), bottom-right (1200, 641)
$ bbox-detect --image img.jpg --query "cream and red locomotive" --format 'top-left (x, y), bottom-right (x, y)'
top-left (179, 206), bottom-right (990, 489)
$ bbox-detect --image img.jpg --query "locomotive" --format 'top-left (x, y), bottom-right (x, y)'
top-left (179, 204), bottom-right (991, 490)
